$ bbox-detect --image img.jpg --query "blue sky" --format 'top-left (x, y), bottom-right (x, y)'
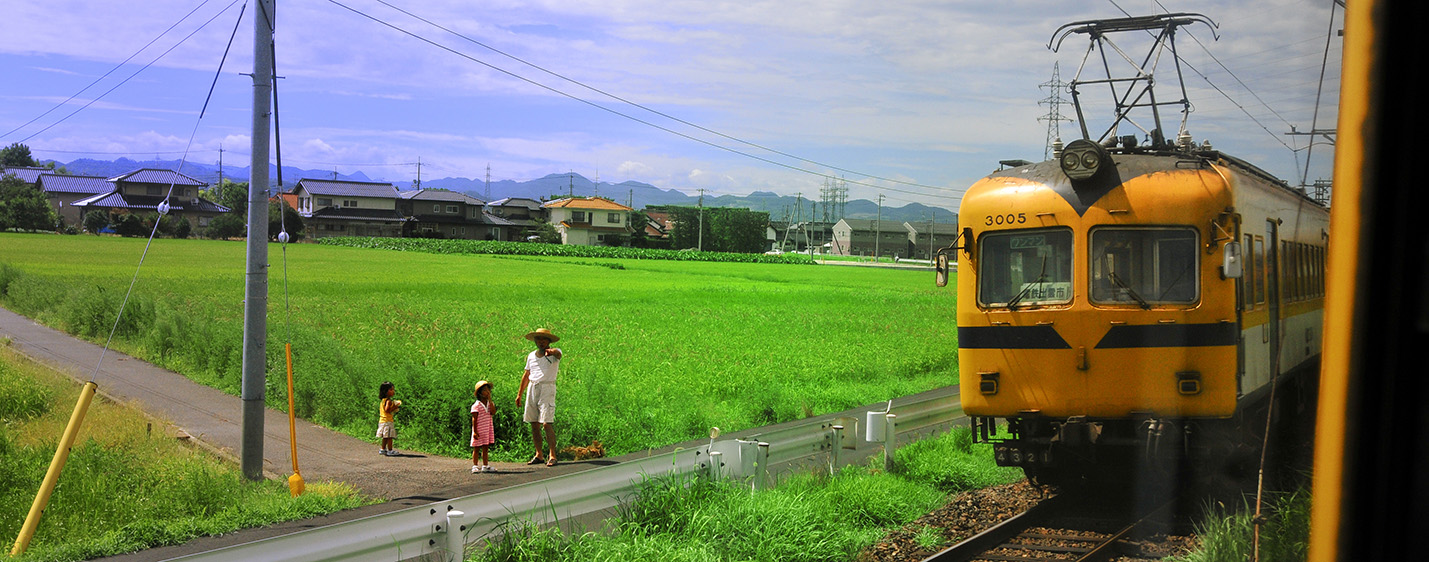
top-left (1, 0), bottom-right (1341, 210)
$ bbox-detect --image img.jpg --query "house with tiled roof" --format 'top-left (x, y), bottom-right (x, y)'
top-left (70, 168), bottom-right (230, 231)
top-left (486, 197), bottom-right (548, 241)
top-left (1, 166), bottom-right (49, 185)
top-left (397, 188), bottom-right (498, 239)
top-left (542, 197), bottom-right (634, 245)
top-left (293, 178), bottom-right (403, 239)
top-left (36, 174), bottom-right (114, 224)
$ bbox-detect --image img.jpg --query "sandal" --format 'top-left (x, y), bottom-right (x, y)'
top-left (546, 458), bottom-right (558, 467)
top-left (527, 454), bottom-right (545, 465)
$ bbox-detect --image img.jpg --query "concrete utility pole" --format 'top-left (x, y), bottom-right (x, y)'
top-left (928, 211), bottom-right (935, 260)
top-left (241, 0), bottom-right (276, 482)
top-left (875, 194), bottom-right (884, 262)
top-left (697, 188), bottom-right (705, 251)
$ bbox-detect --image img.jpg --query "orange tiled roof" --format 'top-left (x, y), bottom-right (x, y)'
top-left (542, 197), bottom-right (632, 211)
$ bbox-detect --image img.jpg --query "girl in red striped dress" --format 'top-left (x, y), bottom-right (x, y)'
top-left (470, 381), bottom-right (496, 473)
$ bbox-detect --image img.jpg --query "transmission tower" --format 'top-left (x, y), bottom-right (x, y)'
top-left (1038, 62), bottom-right (1075, 160)
top-left (485, 164), bottom-right (491, 201)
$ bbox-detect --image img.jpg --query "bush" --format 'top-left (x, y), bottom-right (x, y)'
top-left (83, 211), bottom-right (110, 234)
top-left (204, 213), bottom-right (245, 239)
top-left (112, 214), bottom-right (148, 238)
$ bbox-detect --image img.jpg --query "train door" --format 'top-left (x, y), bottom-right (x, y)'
top-left (1266, 220), bottom-right (1281, 373)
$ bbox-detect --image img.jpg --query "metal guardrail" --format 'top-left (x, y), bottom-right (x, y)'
top-left (167, 390), bottom-right (964, 562)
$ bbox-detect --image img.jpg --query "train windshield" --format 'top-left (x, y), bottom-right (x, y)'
top-left (1089, 227), bottom-right (1199, 306)
top-left (978, 228), bottom-right (1073, 308)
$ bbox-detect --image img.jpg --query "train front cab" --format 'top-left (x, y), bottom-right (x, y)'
top-left (954, 150), bottom-right (1321, 486)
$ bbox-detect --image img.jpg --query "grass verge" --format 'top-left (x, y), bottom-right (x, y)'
top-left (1170, 487), bottom-right (1311, 562)
top-left (0, 341), bottom-right (372, 561)
top-left (469, 428), bottom-right (1022, 562)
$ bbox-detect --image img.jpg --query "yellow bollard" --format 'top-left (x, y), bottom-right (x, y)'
top-left (286, 343), bottom-right (305, 497)
top-left (11, 381), bottom-right (98, 557)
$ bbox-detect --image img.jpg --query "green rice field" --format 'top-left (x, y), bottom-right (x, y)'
top-left (0, 233), bottom-right (959, 460)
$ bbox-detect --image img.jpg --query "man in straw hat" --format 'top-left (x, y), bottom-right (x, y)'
top-left (516, 328), bottom-right (562, 466)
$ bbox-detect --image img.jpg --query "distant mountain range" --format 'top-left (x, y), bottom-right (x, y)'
top-left (50, 158), bottom-right (957, 224)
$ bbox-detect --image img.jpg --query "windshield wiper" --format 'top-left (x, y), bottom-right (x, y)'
top-left (1006, 256), bottom-right (1049, 308)
top-left (1108, 271), bottom-right (1151, 309)
top-left (1158, 262), bottom-right (1193, 301)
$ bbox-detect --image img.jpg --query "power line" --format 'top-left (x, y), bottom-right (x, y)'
top-left (1, 0), bottom-right (224, 141)
top-left (324, 0), bottom-right (961, 201)
top-left (6, 0), bottom-right (246, 144)
top-left (367, 0), bottom-right (960, 196)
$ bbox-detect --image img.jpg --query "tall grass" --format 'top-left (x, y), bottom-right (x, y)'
top-left (471, 428), bottom-right (1021, 562)
top-left (0, 233), bottom-right (959, 461)
top-left (0, 343), bottom-right (371, 561)
top-left (1171, 488), bottom-right (1311, 562)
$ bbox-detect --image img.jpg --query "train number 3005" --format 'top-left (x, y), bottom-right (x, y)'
top-left (985, 213), bottom-right (1028, 226)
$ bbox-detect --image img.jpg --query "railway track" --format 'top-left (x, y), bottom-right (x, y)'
top-left (921, 491), bottom-right (1181, 562)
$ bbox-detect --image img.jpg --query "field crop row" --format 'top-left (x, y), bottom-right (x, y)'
top-left (317, 237), bottom-right (817, 264)
top-left (0, 233), bottom-right (959, 461)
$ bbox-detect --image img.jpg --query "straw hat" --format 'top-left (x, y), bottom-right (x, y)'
top-left (524, 328), bottom-right (560, 343)
top-left (474, 380), bottom-right (493, 395)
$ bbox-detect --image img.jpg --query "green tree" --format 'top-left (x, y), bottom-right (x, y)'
top-left (268, 199), bottom-right (304, 241)
top-left (113, 214), bottom-right (147, 237)
top-left (527, 217), bottom-right (561, 243)
top-left (83, 210), bottom-right (110, 234)
top-left (204, 180), bottom-right (249, 214)
top-left (156, 213), bottom-right (191, 239)
top-left (1, 143), bottom-right (39, 167)
top-left (204, 213), bottom-right (246, 239)
top-left (657, 205), bottom-right (768, 253)
top-left (0, 174), bottom-right (58, 232)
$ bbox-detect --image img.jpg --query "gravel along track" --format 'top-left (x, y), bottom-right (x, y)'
top-left (856, 481), bottom-right (1197, 562)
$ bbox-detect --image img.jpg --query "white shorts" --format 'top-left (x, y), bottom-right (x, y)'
top-left (523, 383), bottom-right (556, 424)
top-left (376, 421), bottom-right (396, 439)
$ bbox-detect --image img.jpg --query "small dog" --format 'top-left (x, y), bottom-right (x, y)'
top-left (560, 440), bottom-right (605, 461)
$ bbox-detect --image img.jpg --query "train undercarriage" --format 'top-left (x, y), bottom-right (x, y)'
top-left (973, 362), bottom-right (1319, 489)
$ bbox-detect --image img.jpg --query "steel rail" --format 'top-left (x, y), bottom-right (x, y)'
top-left (919, 494), bottom-right (1069, 562)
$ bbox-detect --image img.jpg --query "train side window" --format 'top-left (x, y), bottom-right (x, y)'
top-left (1290, 243), bottom-right (1301, 301)
top-left (1254, 236), bottom-right (1266, 305)
top-left (1244, 234), bottom-right (1257, 310)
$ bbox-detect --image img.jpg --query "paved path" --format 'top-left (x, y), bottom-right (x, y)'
top-left (0, 306), bottom-right (594, 505)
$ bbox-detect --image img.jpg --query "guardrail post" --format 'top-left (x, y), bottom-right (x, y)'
top-left (445, 510), bottom-right (466, 562)
top-left (884, 413), bottom-right (898, 473)
top-left (708, 450), bottom-right (723, 480)
top-left (442, 509), bottom-right (465, 560)
top-left (755, 442), bottom-right (770, 491)
top-left (830, 425), bottom-right (844, 475)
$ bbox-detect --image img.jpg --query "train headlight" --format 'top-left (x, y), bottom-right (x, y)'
top-left (1061, 139), bottom-right (1111, 181)
top-left (1177, 371), bottom-right (1202, 395)
top-left (979, 372), bottom-right (1000, 395)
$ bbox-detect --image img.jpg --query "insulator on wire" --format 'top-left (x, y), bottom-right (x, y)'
top-left (157, 201), bottom-right (171, 215)
top-left (278, 231), bottom-right (290, 244)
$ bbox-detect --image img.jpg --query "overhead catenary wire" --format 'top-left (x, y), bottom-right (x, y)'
top-left (1101, 0), bottom-right (1298, 155)
top-left (324, 0), bottom-right (961, 201)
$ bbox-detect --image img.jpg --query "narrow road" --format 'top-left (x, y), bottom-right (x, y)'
top-left (0, 306), bottom-right (593, 503)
